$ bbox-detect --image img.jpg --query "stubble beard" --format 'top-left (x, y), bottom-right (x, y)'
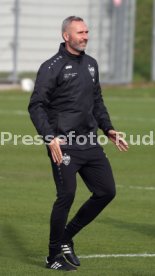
top-left (69, 40), bottom-right (88, 52)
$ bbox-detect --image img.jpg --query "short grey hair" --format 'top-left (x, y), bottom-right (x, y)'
top-left (62, 16), bottom-right (84, 34)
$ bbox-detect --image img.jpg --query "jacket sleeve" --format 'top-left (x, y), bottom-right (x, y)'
top-left (28, 62), bottom-right (57, 142)
top-left (93, 61), bottom-right (114, 136)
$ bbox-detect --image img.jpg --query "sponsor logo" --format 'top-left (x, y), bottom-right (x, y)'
top-left (65, 65), bottom-right (72, 69)
top-left (64, 72), bottom-right (78, 80)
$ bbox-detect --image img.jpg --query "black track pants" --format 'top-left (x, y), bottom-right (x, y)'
top-left (48, 147), bottom-right (116, 258)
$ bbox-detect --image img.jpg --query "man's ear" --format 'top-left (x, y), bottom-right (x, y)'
top-left (63, 32), bottom-right (69, 42)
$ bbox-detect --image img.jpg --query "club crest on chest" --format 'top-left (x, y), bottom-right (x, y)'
top-left (88, 64), bottom-right (95, 78)
top-left (62, 153), bottom-right (71, 166)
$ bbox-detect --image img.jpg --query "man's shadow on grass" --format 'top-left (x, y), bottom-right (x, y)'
top-left (1, 223), bottom-right (44, 268)
top-left (103, 217), bottom-right (155, 238)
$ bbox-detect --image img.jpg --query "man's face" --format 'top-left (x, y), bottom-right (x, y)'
top-left (65, 21), bottom-right (89, 52)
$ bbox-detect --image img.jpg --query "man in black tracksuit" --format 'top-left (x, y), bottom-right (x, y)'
top-left (28, 16), bottom-right (128, 271)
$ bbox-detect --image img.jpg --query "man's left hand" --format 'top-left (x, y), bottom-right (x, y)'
top-left (108, 129), bottom-right (129, 152)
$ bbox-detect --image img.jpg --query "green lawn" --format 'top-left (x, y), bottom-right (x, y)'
top-left (0, 87), bottom-right (155, 275)
top-left (134, 0), bottom-right (153, 81)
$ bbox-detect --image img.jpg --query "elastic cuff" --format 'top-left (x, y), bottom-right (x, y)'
top-left (44, 134), bottom-right (55, 144)
top-left (104, 127), bottom-right (115, 136)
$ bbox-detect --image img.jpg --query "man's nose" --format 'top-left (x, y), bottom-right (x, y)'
top-left (83, 32), bottom-right (88, 40)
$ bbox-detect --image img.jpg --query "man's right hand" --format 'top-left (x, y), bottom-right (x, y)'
top-left (49, 137), bottom-right (66, 165)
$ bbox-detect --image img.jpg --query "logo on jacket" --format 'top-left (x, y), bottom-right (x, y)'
top-left (64, 72), bottom-right (78, 80)
top-left (65, 65), bottom-right (72, 69)
top-left (62, 153), bottom-right (71, 166)
top-left (88, 64), bottom-right (95, 78)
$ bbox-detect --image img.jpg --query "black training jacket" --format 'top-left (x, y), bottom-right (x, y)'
top-left (28, 43), bottom-right (114, 147)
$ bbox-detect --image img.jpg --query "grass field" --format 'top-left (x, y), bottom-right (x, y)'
top-left (134, 0), bottom-right (153, 81)
top-left (0, 87), bottom-right (155, 276)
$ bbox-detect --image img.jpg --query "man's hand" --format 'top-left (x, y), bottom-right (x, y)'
top-left (49, 137), bottom-right (66, 165)
top-left (108, 129), bottom-right (129, 152)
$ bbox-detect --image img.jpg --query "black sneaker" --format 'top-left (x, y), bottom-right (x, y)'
top-left (61, 240), bottom-right (80, 267)
top-left (46, 254), bottom-right (77, 271)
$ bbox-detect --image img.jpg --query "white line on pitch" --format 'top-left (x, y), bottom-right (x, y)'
top-left (79, 253), bottom-right (155, 259)
top-left (106, 97), bottom-right (155, 102)
top-left (0, 109), bottom-right (154, 123)
top-left (111, 115), bottom-right (155, 123)
top-left (118, 184), bottom-right (155, 191)
top-left (0, 110), bottom-right (27, 115)
top-left (129, 185), bottom-right (155, 191)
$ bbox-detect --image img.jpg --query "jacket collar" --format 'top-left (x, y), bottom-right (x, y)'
top-left (59, 42), bottom-right (85, 59)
